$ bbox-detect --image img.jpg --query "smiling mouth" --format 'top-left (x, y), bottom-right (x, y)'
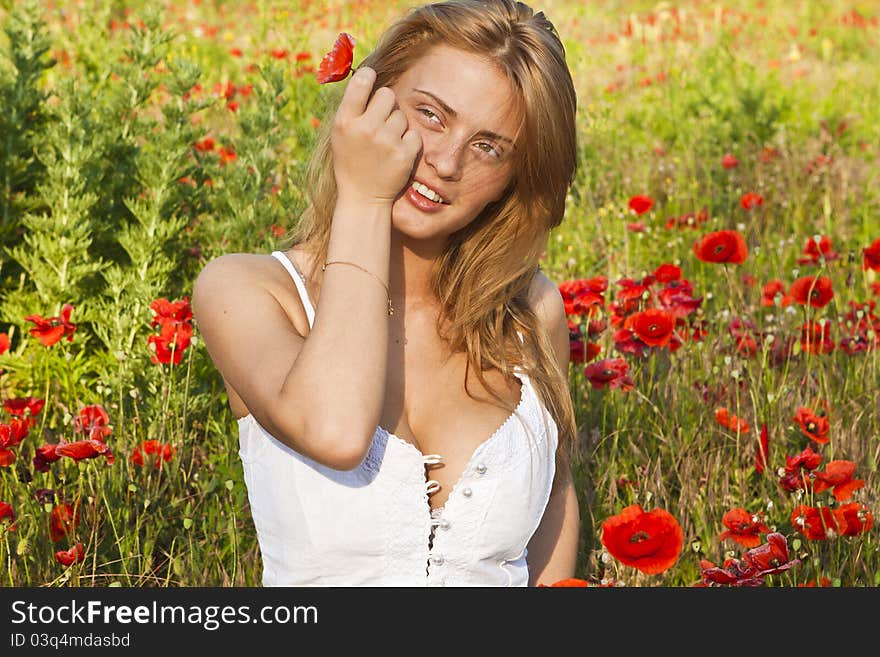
top-left (410, 181), bottom-right (448, 204)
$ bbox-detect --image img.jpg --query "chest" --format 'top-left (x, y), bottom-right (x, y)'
top-left (380, 325), bottom-right (525, 510)
top-left (225, 273), bottom-right (526, 512)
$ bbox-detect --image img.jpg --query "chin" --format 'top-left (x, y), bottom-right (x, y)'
top-left (391, 203), bottom-right (450, 240)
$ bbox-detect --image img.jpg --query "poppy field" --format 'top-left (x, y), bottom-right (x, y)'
top-left (0, 0), bottom-right (878, 587)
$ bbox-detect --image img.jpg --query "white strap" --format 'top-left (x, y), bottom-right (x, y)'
top-left (425, 480), bottom-right (441, 495)
top-left (423, 454), bottom-right (443, 465)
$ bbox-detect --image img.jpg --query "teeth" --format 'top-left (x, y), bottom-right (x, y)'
top-left (411, 181), bottom-right (444, 204)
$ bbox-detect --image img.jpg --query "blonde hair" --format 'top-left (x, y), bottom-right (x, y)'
top-left (282, 0), bottom-right (578, 496)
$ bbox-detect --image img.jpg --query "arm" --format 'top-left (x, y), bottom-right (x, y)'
top-left (525, 272), bottom-right (581, 586)
top-left (192, 215), bottom-right (390, 472)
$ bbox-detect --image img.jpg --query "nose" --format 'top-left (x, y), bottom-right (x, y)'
top-left (422, 131), bottom-right (464, 181)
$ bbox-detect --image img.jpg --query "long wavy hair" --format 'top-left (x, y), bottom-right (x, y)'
top-left (281, 0), bottom-right (578, 496)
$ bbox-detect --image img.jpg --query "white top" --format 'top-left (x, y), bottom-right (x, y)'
top-left (235, 251), bottom-right (559, 586)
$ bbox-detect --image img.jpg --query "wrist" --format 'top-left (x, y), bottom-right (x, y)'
top-left (335, 190), bottom-right (395, 213)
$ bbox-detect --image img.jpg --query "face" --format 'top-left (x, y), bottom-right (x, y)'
top-left (389, 44), bottom-right (522, 247)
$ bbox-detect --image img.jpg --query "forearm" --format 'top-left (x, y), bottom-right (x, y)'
top-left (527, 474), bottom-right (580, 586)
top-left (280, 196), bottom-right (392, 465)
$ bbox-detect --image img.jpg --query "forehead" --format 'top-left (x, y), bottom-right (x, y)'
top-left (395, 44), bottom-right (522, 136)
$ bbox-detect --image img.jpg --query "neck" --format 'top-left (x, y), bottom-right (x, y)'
top-left (388, 228), bottom-right (444, 312)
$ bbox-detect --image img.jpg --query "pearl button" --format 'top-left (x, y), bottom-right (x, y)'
top-left (439, 519), bottom-right (451, 530)
top-left (476, 463), bottom-right (487, 475)
top-left (462, 487), bottom-right (472, 497)
top-left (431, 555), bottom-right (445, 566)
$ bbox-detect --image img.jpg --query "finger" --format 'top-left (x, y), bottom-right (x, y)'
top-left (336, 67), bottom-right (377, 122)
top-left (361, 86), bottom-right (397, 126)
top-left (401, 129), bottom-right (423, 156)
top-left (384, 108), bottom-right (409, 138)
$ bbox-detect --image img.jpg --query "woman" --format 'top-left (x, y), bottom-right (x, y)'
top-left (192, 0), bottom-right (581, 586)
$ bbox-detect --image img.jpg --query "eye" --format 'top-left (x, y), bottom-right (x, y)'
top-left (417, 107), bottom-right (441, 124)
top-left (475, 142), bottom-right (501, 158)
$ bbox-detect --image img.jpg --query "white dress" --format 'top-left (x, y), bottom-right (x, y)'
top-left (235, 251), bottom-right (559, 586)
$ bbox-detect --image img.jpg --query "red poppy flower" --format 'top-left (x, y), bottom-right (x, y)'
top-left (701, 536), bottom-right (800, 587)
top-left (33, 444), bottom-right (62, 472)
top-left (0, 420), bottom-right (28, 449)
top-left (693, 230), bottom-right (748, 264)
top-left (0, 332), bottom-right (8, 355)
top-left (615, 277), bottom-right (654, 312)
top-left (785, 445), bottom-right (823, 473)
top-left (131, 440), bottom-right (175, 468)
top-left (653, 264), bottom-right (681, 283)
top-left (779, 447), bottom-right (822, 492)
top-left (270, 48), bottom-right (288, 60)
top-left (55, 439), bottom-right (115, 465)
top-left (739, 192), bottom-right (764, 210)
top-left (611, 327), bottom-right (650, 358)
top-left (570, 339), bottom-right (601, 364)
top-left (565, 277), bottom-right (608, 315)
top-left (790, 275), bottom-right (833, 308)
top-left (147, 321), bottom-right (193, 365)
top-left (793, 406), bottom-right (829, 444)
top-left (664, 207), bottom-right (709, 230)
top-left (584, 358), bottom-right (634, 391)
top-left (23, 303), bottom-right (77, 346)
top-left (755, 424), bottom-right (769, 474)
top-left (797, 236), bottom-right (839, 265)
top-left (213, 81), bottom-right (235, 99)
top-left (150, 297), bottom-right (193, 329)
top-left (719, 508), bottom-right (771, 548)
top-left (714, 407), bottom-right (750, 434)
top-left (741, 532), bottom-right (799, 576)
top-left (193, 137), bottom-right (215, 152)
top-left (600, 504), bottom-right (684, 575)
top-left (721, 153), bottom-right (739, 168)
top-left (4, 396), bottom-right (45, 418)
top-left (812, 460), bottom-right (864, 501)
top-left (836, 502), bottom-right (873, 536)
top-left (798, 577), bottom-right (833, 587)
top-left (761, 280), bottom-right (792, 307)
top-left (657, 282), bottom-right (702, 319)
top-left (54, 542), bottom-right (85, 567)
top-left (73, 405), bottom-right (112, 442)
top-left (537, 578), bottom-right (591, 587)
top-left (627, 195), bottom-right (654, 215)
top-left (217, 146), bottom-right (237, 164)
top-left (316, 32), bottom-right (355, 84)
top-left (791, 505), bottom-right (840, 541)
top-left (50, 502), bottom-right (81, 542)
top-left (0, 501), bottom-right (14, 525)
top-left (624, 309), bottom-right (676, 347)
top-left (863, 238), bottom-right (880, 272)
top-left (800, 321), bottom-right (835, 354)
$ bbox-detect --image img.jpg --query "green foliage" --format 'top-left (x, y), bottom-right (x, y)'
top-left (0, 0), bottom-right (54, 287)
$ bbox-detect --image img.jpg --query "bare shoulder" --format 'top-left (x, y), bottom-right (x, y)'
top-left (192, 253), bottom-right (308, 328)
top-left (528, 267), bottom-right (570, 375)
top-left (528, 268), bottom-right (564, 323)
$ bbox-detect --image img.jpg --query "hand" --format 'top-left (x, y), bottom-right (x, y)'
top-left (331, 67), bottom-right (423, 206)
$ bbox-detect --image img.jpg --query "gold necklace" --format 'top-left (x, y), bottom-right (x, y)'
top-left (291, 252), bottom-right (407, 345)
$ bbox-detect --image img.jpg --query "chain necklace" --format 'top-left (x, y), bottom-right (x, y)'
top-left (289, 252), bottom-right (407, 345)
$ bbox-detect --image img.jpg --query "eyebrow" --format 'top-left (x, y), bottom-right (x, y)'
top-left (412, 88), bottom-right (515, 145)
